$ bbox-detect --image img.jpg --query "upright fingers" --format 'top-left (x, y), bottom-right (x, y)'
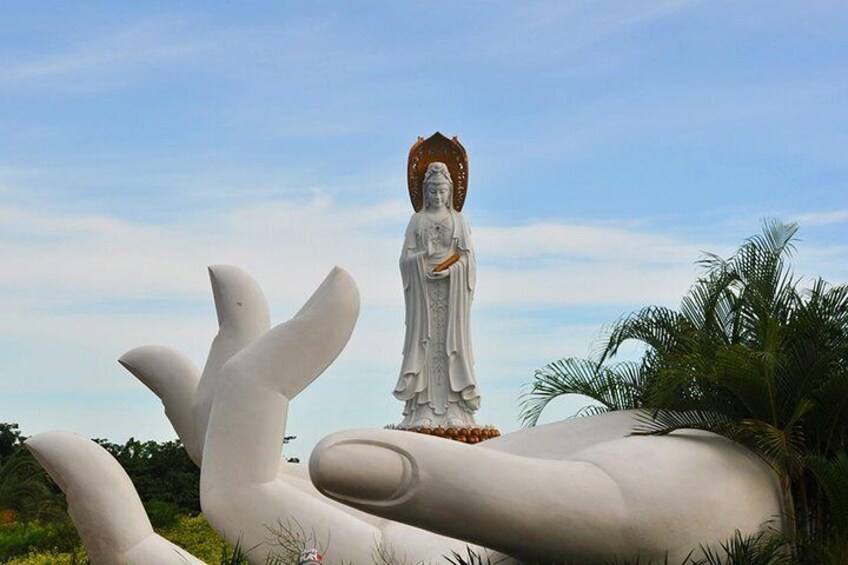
top-left (229, 266), bottom-right (360, 398)
top-left (26, 432), bottom-right (205, 564)
top-left (202, 267), bottom-right (359, 487)
top-left (119, 345), bottom-right (203, 465)
top-left (194, 265), bottom-right (271, 448)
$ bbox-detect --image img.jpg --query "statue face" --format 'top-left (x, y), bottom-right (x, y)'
top-left (425, 179), bottom-right (451, 210)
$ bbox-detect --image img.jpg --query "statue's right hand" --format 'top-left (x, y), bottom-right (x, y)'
top-left (427, 269), bottom-right (449, 280)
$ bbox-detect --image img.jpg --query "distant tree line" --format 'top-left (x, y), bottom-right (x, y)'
top-left (1, 423), bottom-right (299, 528)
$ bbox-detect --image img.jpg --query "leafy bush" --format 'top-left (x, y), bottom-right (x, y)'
top-left (522, 220), bottom-right (848, 562)
top-left (144, 500), bottom-right (183, 529)
top-left (0, 523), bottom-right (48, 560)
top-left (2, 548), bottom-right (87, 565)
top-left (0, 450), bottom-right (55, 526)
top-left (158, 514), bottom-right (234, 564)
top-left (0, 518), bottom-right (81, 562)
top-left (94, 438), bottom-right (200, 513)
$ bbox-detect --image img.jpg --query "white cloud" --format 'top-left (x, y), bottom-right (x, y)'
top-left (793, 209), bottom-right (848, 227)
top-left (474, 222), bottom-right (702, 264)
top-left (0, 18), bottom-right (212, 88)
top-left (463, 0), bottom-right (701, 65)
top-left (0, 191), bottom-right (697, 391)
top-left (1, 190), bottom-right (844, 454)
top-left (0, 193), bottom-right (702, 311)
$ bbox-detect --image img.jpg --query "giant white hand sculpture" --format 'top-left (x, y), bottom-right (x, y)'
top-left (119, 266), bottom-right (481, 563)
top-left (120, 265), bottom-right (786, 563)
top-left (117, 265), bottom-right (273, 467)
top-left (29, 265), bottom-right (784, 564)
top-left (26, 431), bottom-right (205, 564)
top-left (312, 411), bottom-right (784, 563)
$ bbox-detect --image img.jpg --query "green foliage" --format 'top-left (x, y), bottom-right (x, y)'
top-left (219, 539), bottom-right (252, 565)
top-left (0, 522), bottom-right (49, 560)
top-left (94, 437), bottom-right (200, 513)
top-left (445, 547), bottom-right (494, 565)
top-left (1, 514), bottom-right (241, 564)
top-left (0, 425), bottom-right (234, 563)
top-left (2, 548), bottom-right (88, 565)
top-left (521, 358), bottom-right (645, 426)
top-left (520, 220), bottom-right (848, 563)
top-left (157, 513), bottom-right (234, 563)
top-left (144, 499), bottom-right (182, 529)
top-left (603, 531), bottom-right (790, 564)
top-left (0, 426), bottom-right (25, 462)
top-left (694, 531), bottom-right (790, 565)
top-left (0, 455), bottom-right (45, 524)
top-left (602, 531), bottom-right (789, 564)
top-left (0, 451), bottom-right (56, 526)
top-left (0, 423), bottom-right (57, 527)
top-left (0, 517), bottom-right (83, 562)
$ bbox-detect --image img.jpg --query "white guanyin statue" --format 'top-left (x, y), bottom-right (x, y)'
top-left (393, 134), bottom-right (480, 429)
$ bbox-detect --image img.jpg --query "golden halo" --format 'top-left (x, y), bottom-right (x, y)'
top-left (407, 132), bottom-right (469, 212)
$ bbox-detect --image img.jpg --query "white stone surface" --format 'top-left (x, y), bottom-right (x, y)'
top-left (25, 431), bottom-right (205, 565)
top-left (394, 162), bottom-right (480, 428)
top-left (121, 265), bottom-right (479, 563)
top-left (118, 264), bottom-right (271, 468)
top-left (311, 410), bottom-right (785, 563)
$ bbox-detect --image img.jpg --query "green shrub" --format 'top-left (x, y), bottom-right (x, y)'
top-left (0, 523), bottom-right (48, 560)
top-left (144, 500), bottom-right (182, 529)
top-left (2, 514), bottom-right (231, 564)
top-left (158, 514), bottom-right (233, 564)
top-left (0, 518), bottom-right (84, 563)
top-left (3, 548), bottom-right (87, 565)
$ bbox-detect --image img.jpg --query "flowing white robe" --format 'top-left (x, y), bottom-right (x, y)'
top-left (394, 209), bottom-right (479, 426)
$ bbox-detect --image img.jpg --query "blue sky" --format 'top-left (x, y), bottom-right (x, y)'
top-left (1, 1), bottom-right (846, 459)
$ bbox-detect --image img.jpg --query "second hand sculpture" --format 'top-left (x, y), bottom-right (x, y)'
top-left (24, 135), bottom-right (786, 564)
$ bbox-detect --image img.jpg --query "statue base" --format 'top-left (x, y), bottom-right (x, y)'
top-left (386, 424), bottom-right (501, 444)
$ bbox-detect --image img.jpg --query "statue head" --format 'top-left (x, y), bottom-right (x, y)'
top-left (423, 162), bottom-right (453, 210)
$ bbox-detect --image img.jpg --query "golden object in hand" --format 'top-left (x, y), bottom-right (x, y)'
top-left (434, 253), bottom-right (460, 273)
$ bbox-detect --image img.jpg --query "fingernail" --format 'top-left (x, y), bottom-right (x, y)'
top-left (312, 441), bottom-right (415, 504)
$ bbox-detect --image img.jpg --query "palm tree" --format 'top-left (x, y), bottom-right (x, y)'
top-left (520, 220), bottom-right (848, 562)
top-left (0, 448), bottom-right (53, 524)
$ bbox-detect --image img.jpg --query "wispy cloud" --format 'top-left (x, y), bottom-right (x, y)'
top-left (0, 192), bottom-right (702, 311)
top-left (0, 189), bottom-right (704, 452)
top-left (1, 0), bottom-right (845, 455)
top-left (793, 209), bottom-right (848, 227)
top-left (460, 0), bottom-right (701, 65)
top-left (7, 189), bottom-right (839, 454)
top-left (0, 17), bottom-right (212, 88)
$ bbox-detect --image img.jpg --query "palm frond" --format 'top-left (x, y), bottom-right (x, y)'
top-left (600, 306), bottom-right (690, 363)
top-left (524, 219), bottom-right (845, 560)
top-left (805, 451), bottom-right (848, 534)
top-left (519, 358), bottom-right (644, 427)
top-left (0, 449), bottom-right (52, 521)
top-left (632, 409), bottom-right (736, 438)
top-left (695, 529), bottom-right (791, 565)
